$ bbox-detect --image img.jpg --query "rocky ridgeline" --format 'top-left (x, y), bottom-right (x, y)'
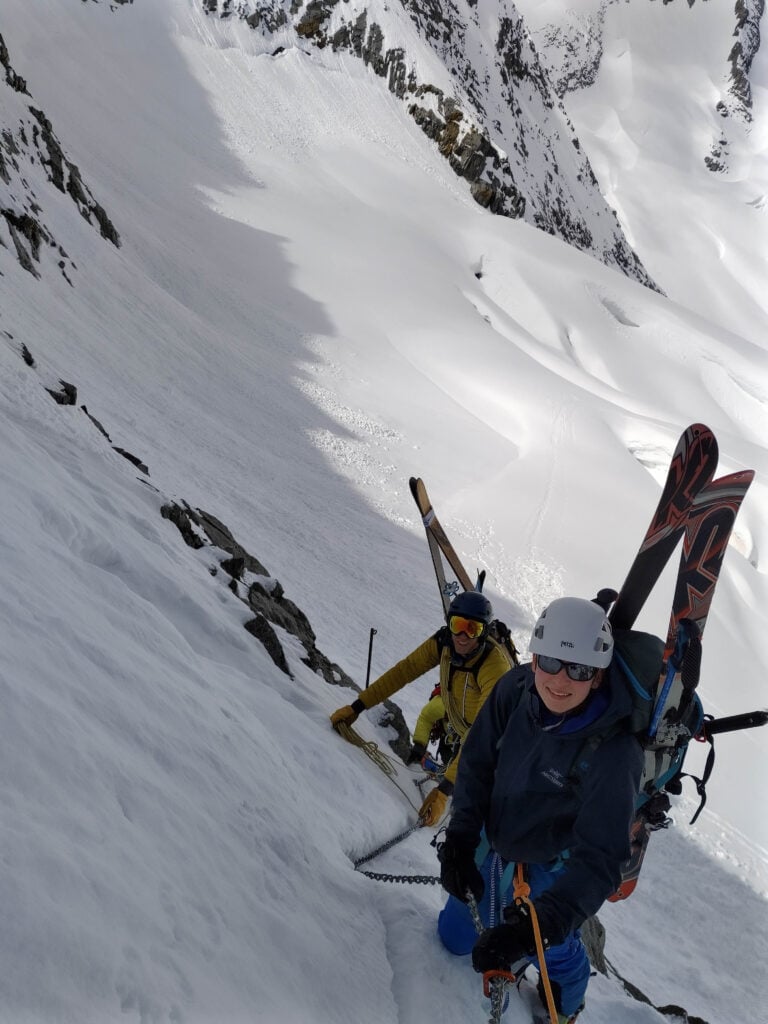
top-left (202, 0), bottom-right (658, 289)
top-left (0, 31), bottom-right (120, 281)
top-left (524, 0), bottom-right (764, 177)
top-left (159, 496), bottom-right (410, 766)
top-left (707, 0), bottom-right (764, 172)
top-left (526, 4), bottom-right (606, 99)
top-left (10, 338), bottom-right (412, 762)
top-left (722, 0), bottom-right (764, 124)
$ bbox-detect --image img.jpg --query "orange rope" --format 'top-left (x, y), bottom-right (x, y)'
top-left (514, 864), bottom-right (558, 1024)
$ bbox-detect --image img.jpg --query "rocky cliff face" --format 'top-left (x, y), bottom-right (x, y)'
top-left (3, 1), bottom-right (763, 288)
top-left (707, 0), bottom-right (765, 172)
top-left (202, 0), bottom-right (659, 289)
top-left (8, 336), bottom-right (413, 763)
top-left (0, 31), bottom-right (120, 281)
top-left (523, 0), bottom-right (765, 176)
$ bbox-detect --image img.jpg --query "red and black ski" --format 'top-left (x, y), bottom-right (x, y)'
top-left (662, 469), bottom-right (755, 653)
top-left (610, 467), bottom-right (754, 900)
top-left (609, 423), bottom-right (719, 631)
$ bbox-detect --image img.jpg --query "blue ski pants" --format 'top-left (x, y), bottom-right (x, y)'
top-left (437, 847), bottom-right (590, 1017)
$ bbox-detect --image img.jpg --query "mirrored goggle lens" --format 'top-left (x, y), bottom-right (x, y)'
top-left (537, 655), bottom-right (597, 682)
top-left (448, 615), bottom-right (484, 639)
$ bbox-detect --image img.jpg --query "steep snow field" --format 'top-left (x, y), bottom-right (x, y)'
top-left (520, 0), bottom-right (768, 347)
top-left (1, 1), bottom-right (766, 1022)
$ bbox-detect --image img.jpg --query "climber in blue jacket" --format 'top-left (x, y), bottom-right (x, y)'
top-left (437, 597), bottom-right (643, 1024)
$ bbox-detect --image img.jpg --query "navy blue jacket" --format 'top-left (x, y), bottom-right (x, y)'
top-left (448, 662), bottom-right (643, 943)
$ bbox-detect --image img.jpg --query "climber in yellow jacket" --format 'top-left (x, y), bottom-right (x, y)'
top-left (330, 590), bottom-right (512, 827)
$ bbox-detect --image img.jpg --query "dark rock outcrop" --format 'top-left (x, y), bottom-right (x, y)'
top-left (12, 342), bottom-right (411, 759)
top-left (45, 379), bottom-right (77, 405)
top-left (0, 32), bottom-right (120, 280)
top-left (526, 0), bottom-right (764, 180)
top-left (726, 0), bottom-right (764, 123)
top-left (161, 498), bottom-right (411, 759)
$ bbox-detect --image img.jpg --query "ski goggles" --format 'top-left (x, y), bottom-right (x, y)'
top-left (448, 615), bottom-right (485, 639)
top-left (536, 654), bottom-right (599, 683)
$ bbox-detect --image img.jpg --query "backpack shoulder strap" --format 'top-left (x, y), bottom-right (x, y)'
top-left (433, 625), bottom-right (452, 652)
top-left (435, 628), bottom-right (495, 679)
top-left (612, 629), bottom-right (665, 734)
top-left (467, 640), bottom-right (494, 677)
top-left (489, 619), bottom-right (520, 665)
top-left (567, 724), bottom-right (621, 788)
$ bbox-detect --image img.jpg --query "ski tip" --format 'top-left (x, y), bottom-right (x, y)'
top-left (408, 476), bottom-right (420, 496)
top-left (683, 422), bottom-right (718, 456)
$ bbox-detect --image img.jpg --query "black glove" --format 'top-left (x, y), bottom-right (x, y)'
top-left (405, 742), bottom-right (426, 766)
top-left (471, 907), bottom-right (536, 974)
top-left (438, 833), bottom-right (484, 903)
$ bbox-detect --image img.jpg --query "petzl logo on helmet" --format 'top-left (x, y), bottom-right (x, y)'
top-left (560, 640), bottom-right (575, 649)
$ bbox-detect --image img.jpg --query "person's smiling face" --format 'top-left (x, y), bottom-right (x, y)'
top-left (448, 618), bottom-right (483, 659)
top-left (448, 615), bottom-right (484, 658)
top-left (533, 654), bottom-right (602, 714)
top-left (450, 628), bottom-right (481, 658)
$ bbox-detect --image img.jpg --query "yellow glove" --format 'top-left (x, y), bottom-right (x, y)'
top-left (419, 787), bottom-right (449, 827)
top-left (330, 704), bottom-right (359, 732)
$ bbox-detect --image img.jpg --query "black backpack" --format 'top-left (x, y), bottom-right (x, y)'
top-left (573, 627), bottom-right (709, 900)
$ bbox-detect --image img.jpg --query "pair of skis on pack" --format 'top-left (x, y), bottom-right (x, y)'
top-left (408, 478), bottom-right (520, 662)
top-left (603, 423), bottom-right (762, 897)
top-left (409, 476), bottom-right (480, 613)
top-left (411, 423), bottom-right (751, 639)
top-left (410, 424), bottom-right (765, 898)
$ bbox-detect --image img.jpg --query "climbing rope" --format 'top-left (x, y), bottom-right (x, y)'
top-left (513, 864), bottom-right (558, 1024)
top-left (335, 721), bottom-right (444, 814)
top-left (336, 722), bottom-right (449, 881)
top-left (337, 725), bottom-right (555, 1022)
top-left (335, 721), bottom-right (400, 776)
top-left (465, 864), bottom-right (558, 1024)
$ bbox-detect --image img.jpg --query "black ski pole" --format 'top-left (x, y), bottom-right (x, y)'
top-left (365, 627), bottom-right (377, 688)
top-left (703, 709), bottom-right (768, 738)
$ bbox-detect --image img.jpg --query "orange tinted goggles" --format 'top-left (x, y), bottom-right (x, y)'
top-left (448, 615), bottom-right (485, 639)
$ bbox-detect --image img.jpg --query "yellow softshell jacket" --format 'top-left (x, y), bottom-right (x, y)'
top-left (413, 693), bottom-right (445, 747)
top-left (359, 633), bottom-right (511, 784)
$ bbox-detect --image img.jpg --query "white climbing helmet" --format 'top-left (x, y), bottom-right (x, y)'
top-left (529, 597), bottom-right (614, 668)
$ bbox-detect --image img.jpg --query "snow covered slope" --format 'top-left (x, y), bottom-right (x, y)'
top-left (1, 1), bottom-right (766, 1021)
top-left (518, 0), bottom-right (768, 347)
